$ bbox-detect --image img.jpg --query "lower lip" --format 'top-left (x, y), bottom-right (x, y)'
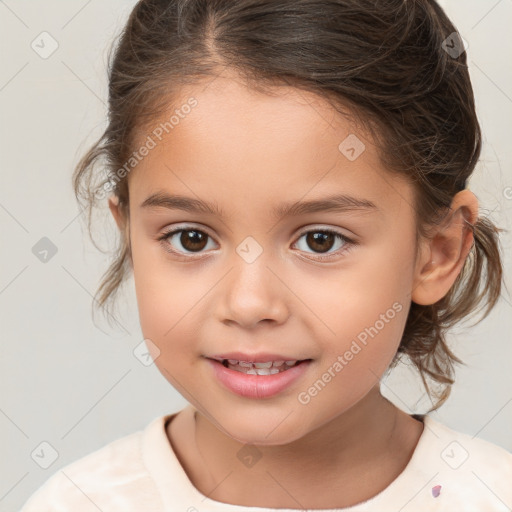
top-left (206, 358), bottom-right (312, 399)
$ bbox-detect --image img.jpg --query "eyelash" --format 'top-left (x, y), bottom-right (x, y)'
top-left (157, 225), bottom-right (358, 261)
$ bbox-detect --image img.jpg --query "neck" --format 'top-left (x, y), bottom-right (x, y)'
top-left (188, 387), bottom-right (416, 508)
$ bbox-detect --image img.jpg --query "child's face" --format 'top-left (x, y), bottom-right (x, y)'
top-left (121, 74), bottom-right (424, 444)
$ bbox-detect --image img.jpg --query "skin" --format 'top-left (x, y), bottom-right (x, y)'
top-left (109, 71), bottom-right (479, 509)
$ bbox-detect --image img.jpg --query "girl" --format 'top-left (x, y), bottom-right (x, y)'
top-left (21, 0), bottom-right (511, 510)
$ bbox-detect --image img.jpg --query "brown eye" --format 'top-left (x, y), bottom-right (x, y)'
top-left (293, 228), bottom-right (355, 260)
top-left (159, 228), bottom-right (215, 255)
top-left (178, 230), bottom-right (208, 252)
top-left (304, 231), bottom-right (336, 253)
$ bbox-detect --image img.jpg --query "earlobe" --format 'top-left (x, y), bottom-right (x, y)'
top-left (411, 190), bottom-right (478, 306)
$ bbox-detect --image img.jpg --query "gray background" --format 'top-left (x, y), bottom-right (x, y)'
top-left (1, 1), bottom-right (511, 510)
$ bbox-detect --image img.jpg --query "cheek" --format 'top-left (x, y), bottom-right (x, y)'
top-left (134, 271), bottom-right (205, 351)
top-left (296, 238), bottom-right (414, 377)
top-left (130, 231), bottom-right (204, 355)
top-left (300, 238), bottom-right (412, 325)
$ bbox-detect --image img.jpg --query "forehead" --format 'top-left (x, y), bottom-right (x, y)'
top-left (128, 74), bottom-right (414, 220)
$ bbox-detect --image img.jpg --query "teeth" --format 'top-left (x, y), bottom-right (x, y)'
top-left (225, 359), bottom-right (301, 375)
top-left (246, 367), bottom-right (280, 376)
top-left (221, 359), bottom-right (297, 367)
top-left (221, 359), bottom-right (298, 375)
top-left (253, 362), bottom-right (273, 369)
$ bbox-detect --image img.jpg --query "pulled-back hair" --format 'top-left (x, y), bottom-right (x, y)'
top-left (73, 0), bottom-right (505, 411)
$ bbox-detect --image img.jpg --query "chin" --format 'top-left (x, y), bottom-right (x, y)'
top-left (217, 411), bottom-right (310, 447)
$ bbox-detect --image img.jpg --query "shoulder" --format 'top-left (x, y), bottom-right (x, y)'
top-left (419, 415), bottom-right (512, 508)
top-left (20, 418), bottom-right (166, 512)
top-left (424, 415), bottom-right (512, 469)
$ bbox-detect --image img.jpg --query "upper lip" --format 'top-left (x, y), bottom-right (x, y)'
top-left (207, 352), bottom-right (309, 363)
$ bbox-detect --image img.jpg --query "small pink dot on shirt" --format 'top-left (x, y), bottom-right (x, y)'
top-left (432, 485), bottom-right (442, 498)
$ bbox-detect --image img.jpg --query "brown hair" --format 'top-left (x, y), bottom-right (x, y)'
top-left (73, 0), bottom-right (506, 412)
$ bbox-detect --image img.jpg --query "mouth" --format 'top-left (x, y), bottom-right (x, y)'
top-left (206, 356), bottom-right (313, 399)
top-left (208, 357), bottom-right (311, 376)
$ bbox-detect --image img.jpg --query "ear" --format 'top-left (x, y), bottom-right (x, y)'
top-left (108, 195), bottom-right (132, 266)
top-left (108, 195), bottom-right (126, 231)
top-left (411, 190), bottom-right (479, 306)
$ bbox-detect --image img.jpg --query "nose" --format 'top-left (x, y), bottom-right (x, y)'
top-left (217, 253), bottom-right (290, 329)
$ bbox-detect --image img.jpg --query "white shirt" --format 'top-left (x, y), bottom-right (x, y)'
top-left (20, 404), bottom-right (512, 511)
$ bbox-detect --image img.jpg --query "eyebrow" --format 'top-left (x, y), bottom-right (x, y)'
top-left (140, 192), bottom-right (379, 218)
